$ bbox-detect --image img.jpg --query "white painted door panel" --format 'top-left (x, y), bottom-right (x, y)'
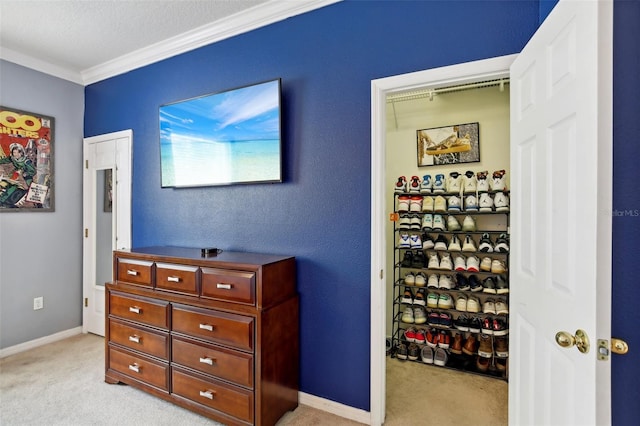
top-left (509, 1), bottom-right (612, 424)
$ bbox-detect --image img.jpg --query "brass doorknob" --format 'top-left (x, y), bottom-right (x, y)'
top-left (555, 329), bottom-right (590, 354)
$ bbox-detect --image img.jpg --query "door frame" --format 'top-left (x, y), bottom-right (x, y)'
top-left (82, 130), bottom-right (132, 335)
top-left (369, 55), bottom-right (516, 425)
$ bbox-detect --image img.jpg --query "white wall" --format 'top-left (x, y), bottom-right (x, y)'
top-left (384, 84), bottom-right (510, 336)
top-left (0, 60), bottom-right (84, 348)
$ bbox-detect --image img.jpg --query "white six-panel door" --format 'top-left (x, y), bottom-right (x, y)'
top-left (509, 1), bottom-right (612, 424)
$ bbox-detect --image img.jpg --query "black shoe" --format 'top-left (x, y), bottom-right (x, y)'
top-left (412, 250), bottom-right (426, 268)
top-left (408, 343), bottom-right (420, 361)
top-left (396, 343), bottom-right (408, 360)
top-left (401, 251), bottom-right (414, 267)
top-left (468, 317), bottom-right (482, 333)
top-left (495, 275), bottom-right (509, 294)
top-left (469, 275), bottom-right (483, 292)
top-left (482, 277), bottom-right (497, 294)
top-left (454, 314), bottom-right (470, 331)
top-left (456, 273), bottom-right (470, 291)
top-left (434, 234), bottom-right (449, 251)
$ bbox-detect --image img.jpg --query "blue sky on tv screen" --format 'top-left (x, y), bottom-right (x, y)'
top-left (160, 79), bottom-right (280, 144)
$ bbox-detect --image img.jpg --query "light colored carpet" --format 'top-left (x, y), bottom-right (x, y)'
top-left (0, 334), bottom-right (506, 425)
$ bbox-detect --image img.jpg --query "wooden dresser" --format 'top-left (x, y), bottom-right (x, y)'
top-left (105, 246), bottom-right (298, 426)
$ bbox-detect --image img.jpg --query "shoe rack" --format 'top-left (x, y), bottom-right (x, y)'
top-left (391, 171), bottom-right (510, 380)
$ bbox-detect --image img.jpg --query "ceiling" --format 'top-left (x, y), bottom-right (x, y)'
top-left (0, 0), bottom-right (339, 85)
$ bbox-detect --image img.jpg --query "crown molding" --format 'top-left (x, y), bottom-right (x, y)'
top-left (0, 0), bottom-right (341, 86)
top-left (0, 47), bottom-right (84, 85)
top-left (81, 0), bottom-right (342, 85)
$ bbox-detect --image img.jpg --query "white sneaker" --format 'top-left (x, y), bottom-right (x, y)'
top-left (421, 213), bottom-right (433, 230)
top-left (410, 214), bottom-right (422, 230)
top-left (401, 306), bottom-right (414, 323)
top-left (462, 215), bottom-right (476, 232)
top-left (439, 253), bottom-right (453, 270)
top-left (491, 260), bottom-right (507, 274)
top-left (432, 214), bottom-right (445, 231)
top-left (413, 306), bottom-right (427, 324)
top-left (420, 175), bottom-right (433, 194)
top-left (438, 293), bottom-right (454, 309)
top-left (409, 195), bottom-right (423, 212)
top-left (422, 196), bottom-right (434, 212)
top-left (476, 171), bottom-right (489, 192)
top-left (483, 299), bottom-right (497, 315)
top-left (414, 272), bottom-right (427, 287)
top-left (448, 235), bottom-right (462, 251)
top-left (427, 274), bottom-right (439, 288)
top-left (410, 234), bottom-right (422, 249)
top-left (463, 170), bottom-right (477, 193)
top-left (447, 215), bottom-right (461, 231)
top-left (454, 255), bottom-right (466, 271)
top-left (494, 192), bottom-right (509, 211)
top-left (479, 193), bottom-right (493, 211)
top-left (447, 195), bottom-right (461, 212)
top-left (491, 170), bottom-right (507, 191)
top-left (398, 233), bottom-right (411, 248)
top-left (455, 295), bottom-right (468, 311)
top-left (495, 300), bottom-right (509, 315)
top-left (398, 195), bottom-right (410, 212)
top-left (466, 297), bottom-right (481, 313)
top-left (398, 214), bottom-right (411, 230)
top-left (434, 235), bottom-right (448, 251)
top-left (404, 272), bottom-right (415, 285)
top-left (447, 172), bottom-right (462, 194)
top-left (394, 176), bottom-right (407, 193)
top-left (462, 235), bottom-right (477, 252)
top-left (434, 195), bottom-right (447, 212)
top-left (408, 176), bottom-right (422, 193)
top-left (464, 195), bottom-right (478, 211)
top-left (439, 275), bottom-right (453, 290)
top-left (432, 174), bottom-right (446, 194)
top-left (428, 252), bottom-right (440, 269)
top-left (480, 256), bottom-right (492, 271)
top-left (466, 256), bottom-right (480, 272)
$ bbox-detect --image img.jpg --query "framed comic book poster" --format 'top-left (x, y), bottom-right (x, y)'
top-left (0, 106), bottom-right (54, 211)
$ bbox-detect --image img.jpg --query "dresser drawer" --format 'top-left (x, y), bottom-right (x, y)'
top-left (172, 305), bottom-right (254, 351)
top-left (156, 263), bottom-right (199, 295)
top-left (172, 367), bottom-right (253, 423)
top-left (109, 292), bottom-right (170, 329)
top-left (201, 268), bottom-right (255, 305)
top-left (109, 318), bottom-right (169, 359)
top-left (172, 336), bottom-right (253, 388)
top-left (116, 258), bottom-right (153, 287)
top-left (108, 346), bottom-right (169, 391)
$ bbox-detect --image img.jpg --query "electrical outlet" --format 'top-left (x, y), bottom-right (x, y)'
top-left (33, 297), bottom-right (44, 310)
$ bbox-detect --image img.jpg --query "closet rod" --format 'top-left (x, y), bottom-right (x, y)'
top-left (386, 78), bottom-right (510, 103)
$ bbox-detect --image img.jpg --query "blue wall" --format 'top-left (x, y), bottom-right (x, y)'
top-left (84, 0), bottom-right (539, 410)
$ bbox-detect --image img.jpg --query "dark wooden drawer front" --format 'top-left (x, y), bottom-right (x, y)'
top-left (201, 268), bottom-right (255, 305)
top-left (109, 346), bottom-right (169, 391)
top-left (116, 258), bottom-right (153, 287)
top-left (172, 368), bottom-right (253, 423)
top-left (109, 292), bottom-right (169, 329)
top-left (156, 263), bottom-right (199, 295)
top-left (172, 336), bottom-right (253, 388)
top-left (109, 318), bottom-right (169, 359)
top-left (172, 305), bottom-right (254, 351)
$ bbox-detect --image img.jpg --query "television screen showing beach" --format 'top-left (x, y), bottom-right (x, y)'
top-left (160, 79), bottom-right (281, 187)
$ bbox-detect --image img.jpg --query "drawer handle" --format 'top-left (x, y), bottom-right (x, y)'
top-left (167, 276), bottom-right (180, 283)
top-left (128, 335), bottom-right (140, 343)
top-left (199, 357), bottom-right (216, 365)
top-left (199, 390), bottom-right (215, 400)
top-left (199, 323), bottom-right (214, 332)
top-left (216, 283), bottom-right (232, 290)
top-left (128, 363), bottom-right (140, 373)
top-left (129, 306), bottom-right (141, 314)
top-left (126, 269), bottom-right (139, 276)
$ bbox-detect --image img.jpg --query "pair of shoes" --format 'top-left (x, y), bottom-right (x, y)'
top-left (426, 292), bottom-right (453, 310)
top-left (428, 252), bottom-right (453, 270)
top-left (479, 257), bottom-right (508, 273)
top-left (421, 345), bottom-right (448, 366)
top-left (427, 312), bottom-right (453, 327)
top-left (422, 213), bottom-right (445, 230)
top-left (455, 295), bottom-right (479, 313)
top-left (398, 233), bottom-right (422, 248)
top-left (483, 299), bottom-right (509, 315)
top-left (427, 274), bottom-right (454, 290)
top-left (454, 255), bottom-right (480, 272)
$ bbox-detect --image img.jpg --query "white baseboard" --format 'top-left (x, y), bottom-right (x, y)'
top-left (0, 327), bottom-right (83, 359)
top-left (299, 391), bottom-right (371, 424)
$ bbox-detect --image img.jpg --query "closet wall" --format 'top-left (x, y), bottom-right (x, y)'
top-left (385, 84), bottom-right (511, 336)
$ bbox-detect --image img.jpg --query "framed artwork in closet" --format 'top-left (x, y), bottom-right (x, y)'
top-left (0, 106), bottom-right (54, 211)
top-left (417, 122), bottom-right (480, 167)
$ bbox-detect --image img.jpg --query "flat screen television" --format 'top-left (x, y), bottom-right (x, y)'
top-left (159, 79), bottom-right (282, 188)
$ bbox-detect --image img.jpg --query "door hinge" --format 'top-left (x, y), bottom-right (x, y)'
top-left (84, 298), bottom-right (88, 307)
top-left (85, 159), bottom-right (88, 169)
top-left (380, 269), bottom-right (384, 279)
top-left (85, 228), bottom-right (88, 238)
